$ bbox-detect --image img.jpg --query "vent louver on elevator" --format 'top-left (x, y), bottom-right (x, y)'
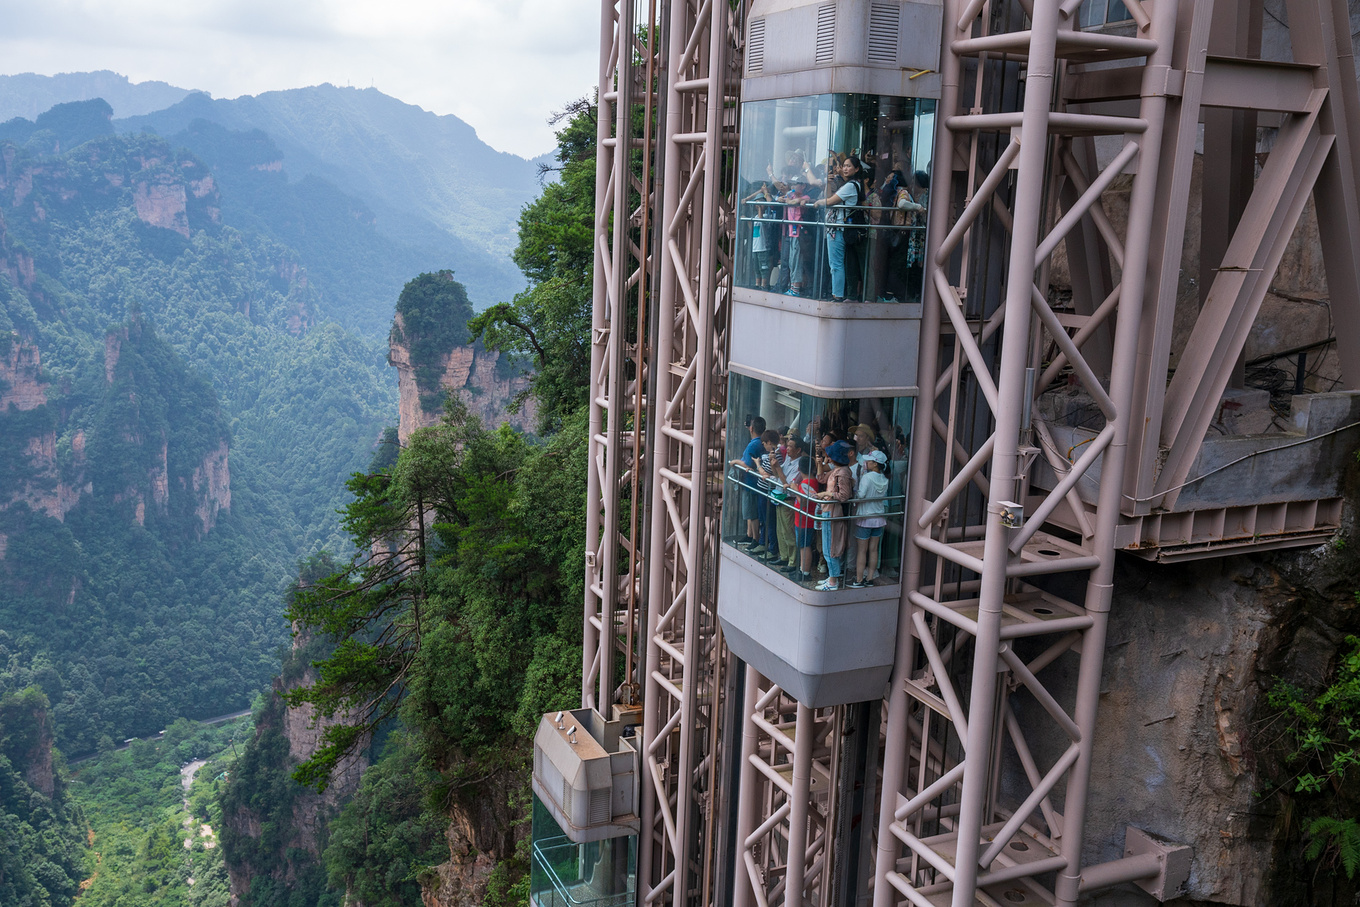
top-left (815, 4), bottom-right (836, 64)
top-left (748, 17), bottom-right (766, 73)
top-left (868, 3), bottom-right (900, 65)
top-left (589, 789), bottom-right (612, 825)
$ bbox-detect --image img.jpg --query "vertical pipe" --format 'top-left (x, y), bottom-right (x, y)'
top-left (1052, 0), bottom-right (1177, 902)
top-left (625, 0), bottom-right (660, 700)
top-left (733, 666), bottom-right (765, 907)
top-left (672, 2), bottom-right (731, 897)
top-left (870, 0), bottom-right (963, 901)
top-left (584, 0), bottom-right (619, 709)
top-left (637, 0), bottom-right (691, 892)
top-left (950, 2), bottom-right (1061, 905)
top-left (600, 0), bottom-right (638, 712)
top-left (786, 703), bottom-right (816, 907)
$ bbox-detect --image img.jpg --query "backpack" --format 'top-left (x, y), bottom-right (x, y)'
top-left (843, 201), bottom-right (866, 247)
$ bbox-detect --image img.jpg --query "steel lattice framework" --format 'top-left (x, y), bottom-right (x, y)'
top-left (584, 0), bottom-right (659, 715)
top-left (584, 0), bottom-right (1360, 905)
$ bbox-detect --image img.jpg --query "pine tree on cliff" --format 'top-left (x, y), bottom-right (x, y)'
top-left (279, 101), bottom-right (599, 905)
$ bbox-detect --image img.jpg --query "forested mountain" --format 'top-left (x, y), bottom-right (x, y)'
top-left (118, 84), bottom-right (537, 318)
top-left (0, 79), bottom-right (583, 905)
top-left (0, 104), bottom-right (397, 758)
top-left (217, 102), bottom-right (597, 907)
top-left (2, 73), bottom-right (544, 330)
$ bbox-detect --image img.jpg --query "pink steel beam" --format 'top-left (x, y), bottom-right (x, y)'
top-left (871, 0), bottom-right (1185, 904)
top-left (585, 0), bottom-right (656, 711)
top-left (636, 0), bottom-right (741, 902)
top-left (1125, 0), bottom-right (1360, 515)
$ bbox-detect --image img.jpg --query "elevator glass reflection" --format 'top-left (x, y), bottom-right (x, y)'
top-left (735, 93), bottom-right (937, 304)
top-left (722, 374), bottom-right (912, 592)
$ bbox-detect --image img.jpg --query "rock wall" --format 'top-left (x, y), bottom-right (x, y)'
top-left (0, 338), bottom-right (46, 410)
top-left (1008, 509), bottom-right (1360, 906)
top-left (222, 632), bottom-right (369, 904)
top-left (189, 440), bottom-right (231, 535)
top-left (1049, 154), bottom-right (1338, 392)
top-left (0, 340), bottom-right (88, 521)
top-left (20, 703), bottom-right (55, 799)
top-left (277, 671), bottom-right (369, 859)
top-left (389, 312), bottom-right (536, 443)
top-left (99, 326), bottom-right (231, 535)
top-left (419, 768), bottom-right (524, 907)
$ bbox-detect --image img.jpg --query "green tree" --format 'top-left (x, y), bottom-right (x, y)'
top-left (322, 735), bottom-right (445, 906)
top-left (390, 270), bottom-right (475, 411)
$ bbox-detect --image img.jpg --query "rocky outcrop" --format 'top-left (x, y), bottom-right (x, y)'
top-left (420, 768), bottom-right (524, 907)
top-left (22, 706), bottom-right (55, 799)
top-left (0, 340), bottom-right (88, 522)
top-left (1, 337), bottom-right (46, 410)
top-left (189, 441), bottom-right (231, 535)
top-left (133, 176), bottom-right (189, 236)
top-left (0, 134), bottom-right (222, 240)
top-left (389, 312), bottom-right (536, 443)
top-left (275, 672), bottom-right (369, 859)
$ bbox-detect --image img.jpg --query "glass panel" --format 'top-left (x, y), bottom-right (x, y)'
top-left (531, 796), bottom-right (637, 907)
top-left (735, 93), bottom-right (937, 304)
top-left (723, 373), bottom-right (911, 592)
top-left (1078, 0), bottom-right (1106, 29)
top-left (1078, 0), bottom-right (1131, 27)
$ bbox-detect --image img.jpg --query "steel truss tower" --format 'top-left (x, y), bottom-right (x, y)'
top-left (582, 0), bottom-right (1360, 906)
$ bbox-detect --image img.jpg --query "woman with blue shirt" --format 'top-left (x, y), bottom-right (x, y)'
top-left (807, 155), bottom-right (864, 302)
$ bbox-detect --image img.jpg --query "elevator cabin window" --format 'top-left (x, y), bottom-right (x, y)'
top-left (722, 373), bottom-right (911, 590)
top-left (735, 94), bottom-right (937, 304)
top-left (1079, 0), bottom-right (1132, 28)
top-left (530, 795), bottom-right (636, 907)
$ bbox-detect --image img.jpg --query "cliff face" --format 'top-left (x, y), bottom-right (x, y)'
top-left (16, 700), bottom-right (56, 799)
top-left (420, 767), bottom-right (524, 907)
top-left (222, 634), bottom-right (369, 904)
top-left (0, 340), bottom-right (88, 522)
top-left (389, 312), bottom-right (536, 443)
top-left (1049, 154), bottom-right (1338, 391)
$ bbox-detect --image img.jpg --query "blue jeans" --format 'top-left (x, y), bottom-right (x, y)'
top-left (820, 520), bottom-right (842, 579)
top-left (826, 230), bottom-right (846, 298)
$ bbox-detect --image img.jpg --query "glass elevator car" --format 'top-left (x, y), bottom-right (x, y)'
top-left (530, 708), bottom-right (639, 907)
top-left (716, 0), bottom-right (942, 708)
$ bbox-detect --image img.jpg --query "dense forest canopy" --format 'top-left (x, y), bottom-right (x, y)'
top-left (0, 109), bottom-right (397, 758)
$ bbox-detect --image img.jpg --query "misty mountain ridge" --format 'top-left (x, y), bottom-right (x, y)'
top-left (0, 72), bottom-right (546, 326)
top-left (0, 70), bottom-right (191, 121)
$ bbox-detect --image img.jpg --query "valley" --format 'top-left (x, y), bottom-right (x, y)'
top-left (0, 70), bottom-right (590, 907)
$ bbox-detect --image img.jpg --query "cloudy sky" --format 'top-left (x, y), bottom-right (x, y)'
top-left (0, 0), bottom-right (600, 158)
